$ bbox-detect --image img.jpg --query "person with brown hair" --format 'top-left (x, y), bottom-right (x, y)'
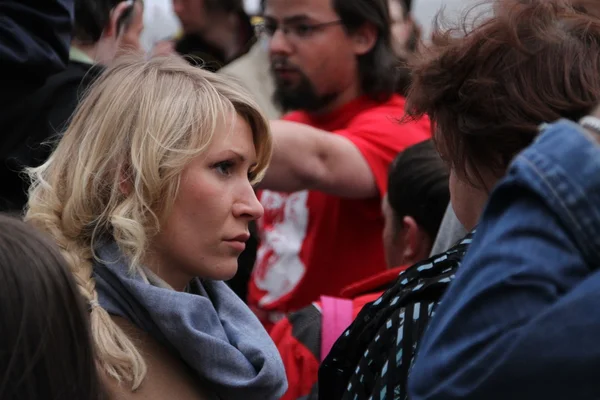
top-left (409, 88), bottom-right (600, 400)
top-left (0, 214), bottom-right (104, 400)
top-left (318, 0), bottom-right (600, 399)
top-left (406, 0), bottom-right (600, 231)
top-left (247, 0), bottom-right (431, 332)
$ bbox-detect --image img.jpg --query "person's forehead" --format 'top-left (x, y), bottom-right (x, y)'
top-left (264, 0), bottom-right (338, 21)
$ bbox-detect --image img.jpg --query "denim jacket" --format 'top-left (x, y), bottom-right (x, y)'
top-left (409, 119), bottom-right (600, 400)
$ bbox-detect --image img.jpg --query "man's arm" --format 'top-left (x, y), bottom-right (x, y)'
top-left (258, 120), bottom-right (378, 198)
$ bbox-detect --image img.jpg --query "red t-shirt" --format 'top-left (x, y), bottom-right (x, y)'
top-left (248, 95), bottom-right (431, 327)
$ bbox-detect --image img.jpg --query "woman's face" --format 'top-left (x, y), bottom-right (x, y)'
top-left (148, 114), bottom-right (264, 290)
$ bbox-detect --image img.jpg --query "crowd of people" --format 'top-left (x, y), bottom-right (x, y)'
top-left (2, 0), bottom-right (600, 399)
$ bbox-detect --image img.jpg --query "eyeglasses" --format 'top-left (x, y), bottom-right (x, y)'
top-left (255, 20), bottom-right (343, 41)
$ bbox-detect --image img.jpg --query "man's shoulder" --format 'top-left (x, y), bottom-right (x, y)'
top-left (343, 95), bottom-right (428, 133)
top-left (352, 94), bottom-right (407, 117)
top-left (333, 96), bottom-right (430, 153)
top-left (281, 95), bottom-right (406, 126)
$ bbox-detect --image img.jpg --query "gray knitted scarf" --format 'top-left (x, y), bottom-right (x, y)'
top-left (93, 241), bottom-right (287, 400)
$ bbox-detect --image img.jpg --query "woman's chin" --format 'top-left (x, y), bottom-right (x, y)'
top-left (200, 261), bottom-right (238, 282)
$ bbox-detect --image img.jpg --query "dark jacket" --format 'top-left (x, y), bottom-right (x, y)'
top-left (0, 0), bottom-right (74, 212)
top-left (0, 59), bottom-right (104, 212)
top-left (410, 120), bottom-right (600, 400)
top-left (0, 0), bottom-right (73, 94)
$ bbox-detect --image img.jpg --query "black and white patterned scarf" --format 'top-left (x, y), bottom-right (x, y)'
top-left (318, 231), bottom-right (475, 400)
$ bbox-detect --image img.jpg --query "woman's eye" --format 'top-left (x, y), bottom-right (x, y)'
top-left (214, 161), bottom-right (234, 176)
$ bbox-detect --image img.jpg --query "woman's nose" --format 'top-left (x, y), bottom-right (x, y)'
top-left (233, 188), bottom-right (264, 221)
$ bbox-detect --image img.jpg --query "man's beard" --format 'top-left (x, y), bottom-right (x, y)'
top-left (271, 62), bottom-right (336, 113)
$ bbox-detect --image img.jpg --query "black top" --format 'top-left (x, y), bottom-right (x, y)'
top-left (0, 0), bottom-right (74, 212)
top-left (0, 60), bottom-right (104, 212)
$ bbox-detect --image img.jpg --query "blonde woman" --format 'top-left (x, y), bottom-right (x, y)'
top-left (25, 56), bottom-right (286, 400)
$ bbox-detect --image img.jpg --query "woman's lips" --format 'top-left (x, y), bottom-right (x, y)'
top-left (224, 240), bottom-right (246, 252)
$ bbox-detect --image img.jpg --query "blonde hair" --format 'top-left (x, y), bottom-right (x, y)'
top-left (25, 55), bottom-right (272, 390)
